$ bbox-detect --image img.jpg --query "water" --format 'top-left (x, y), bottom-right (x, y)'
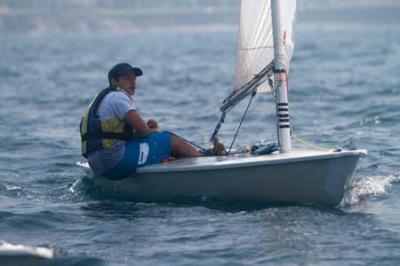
top-left (0, 23), bottom-right (399, 265)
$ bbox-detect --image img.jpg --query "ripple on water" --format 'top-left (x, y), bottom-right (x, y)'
top-left (0, 184), bottom-right (25, 198)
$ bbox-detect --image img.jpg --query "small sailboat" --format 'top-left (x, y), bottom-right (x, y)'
top-left (77, 0), bottom-right (366, 207)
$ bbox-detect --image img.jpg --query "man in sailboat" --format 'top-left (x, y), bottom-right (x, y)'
top-left (80, 63), bottom-right (224, 180)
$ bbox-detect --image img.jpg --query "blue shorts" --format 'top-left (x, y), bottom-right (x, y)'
top-left (103, 131), bottom-right (172, 180)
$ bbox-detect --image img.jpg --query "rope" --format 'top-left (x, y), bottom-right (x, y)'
top-left (292, 132), bottom-right (331, 152)
top-left (228, 90), bottom-right (257, 154)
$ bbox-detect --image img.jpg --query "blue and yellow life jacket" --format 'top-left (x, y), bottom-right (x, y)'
top-left (80, 87), bottom-right (135, 158)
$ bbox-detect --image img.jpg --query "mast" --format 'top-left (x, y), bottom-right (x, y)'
top-left (271, 0), bottom-right (291, 153)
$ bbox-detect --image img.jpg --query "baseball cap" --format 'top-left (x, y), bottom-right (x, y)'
top-left (108, 63), bottom-right (143, 83)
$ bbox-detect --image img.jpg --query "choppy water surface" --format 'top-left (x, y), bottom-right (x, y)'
top-left (0, 23), bottom-right (399, 265)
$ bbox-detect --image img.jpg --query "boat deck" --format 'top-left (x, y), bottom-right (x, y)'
top-left (77, 149), bottom-right (367, 174)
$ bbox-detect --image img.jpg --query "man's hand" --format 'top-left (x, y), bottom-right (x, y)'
top-left (213, 137), bottom-right (226, 156)
top-left (147, 119), bottom-right (158, 129)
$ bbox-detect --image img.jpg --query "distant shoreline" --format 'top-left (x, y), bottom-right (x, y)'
top-left (0, 6), bottom-right (399, 33)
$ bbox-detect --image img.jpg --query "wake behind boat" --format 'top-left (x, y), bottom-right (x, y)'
top-left (77, 0), bottom-right (366, 207)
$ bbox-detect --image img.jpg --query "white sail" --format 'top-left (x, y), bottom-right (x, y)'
top-left (234, 0), bottom-right (296, 93)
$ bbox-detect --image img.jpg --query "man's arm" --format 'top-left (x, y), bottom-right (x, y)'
top-left (124, 110), bottom-right (152, 137)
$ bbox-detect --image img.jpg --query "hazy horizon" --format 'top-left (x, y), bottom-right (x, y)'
top-left (0, 0), bottom-right (399, 33)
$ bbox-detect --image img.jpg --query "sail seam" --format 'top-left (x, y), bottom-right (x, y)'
top-left (240, 45), bottom-right (273, 51)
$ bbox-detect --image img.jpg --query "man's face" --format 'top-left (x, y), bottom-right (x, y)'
top-left (113, 73), bottom-right (137, 95)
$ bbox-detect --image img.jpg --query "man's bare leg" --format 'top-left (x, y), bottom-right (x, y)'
top-left (170, 135), bottom-right (226, 158)
top-left (171, 135), bottom-right (202, 158)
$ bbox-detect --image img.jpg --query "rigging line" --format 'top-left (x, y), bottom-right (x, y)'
top-left (228, 90), bottom-right (257, 154)
top-left (210, 112), bottom-right (226, 143)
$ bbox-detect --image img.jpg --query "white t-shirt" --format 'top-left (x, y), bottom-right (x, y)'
top-left (87, 90), bottom-right (136, 175)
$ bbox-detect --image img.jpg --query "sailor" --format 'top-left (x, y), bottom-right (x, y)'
top-left (80, 63), bottom-right (224, 180)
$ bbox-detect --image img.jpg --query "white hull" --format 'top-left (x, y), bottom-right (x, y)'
top-left (77, 149), bottom-right (366, 207)
top-left (0, 243), bottom-right (53, 266)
